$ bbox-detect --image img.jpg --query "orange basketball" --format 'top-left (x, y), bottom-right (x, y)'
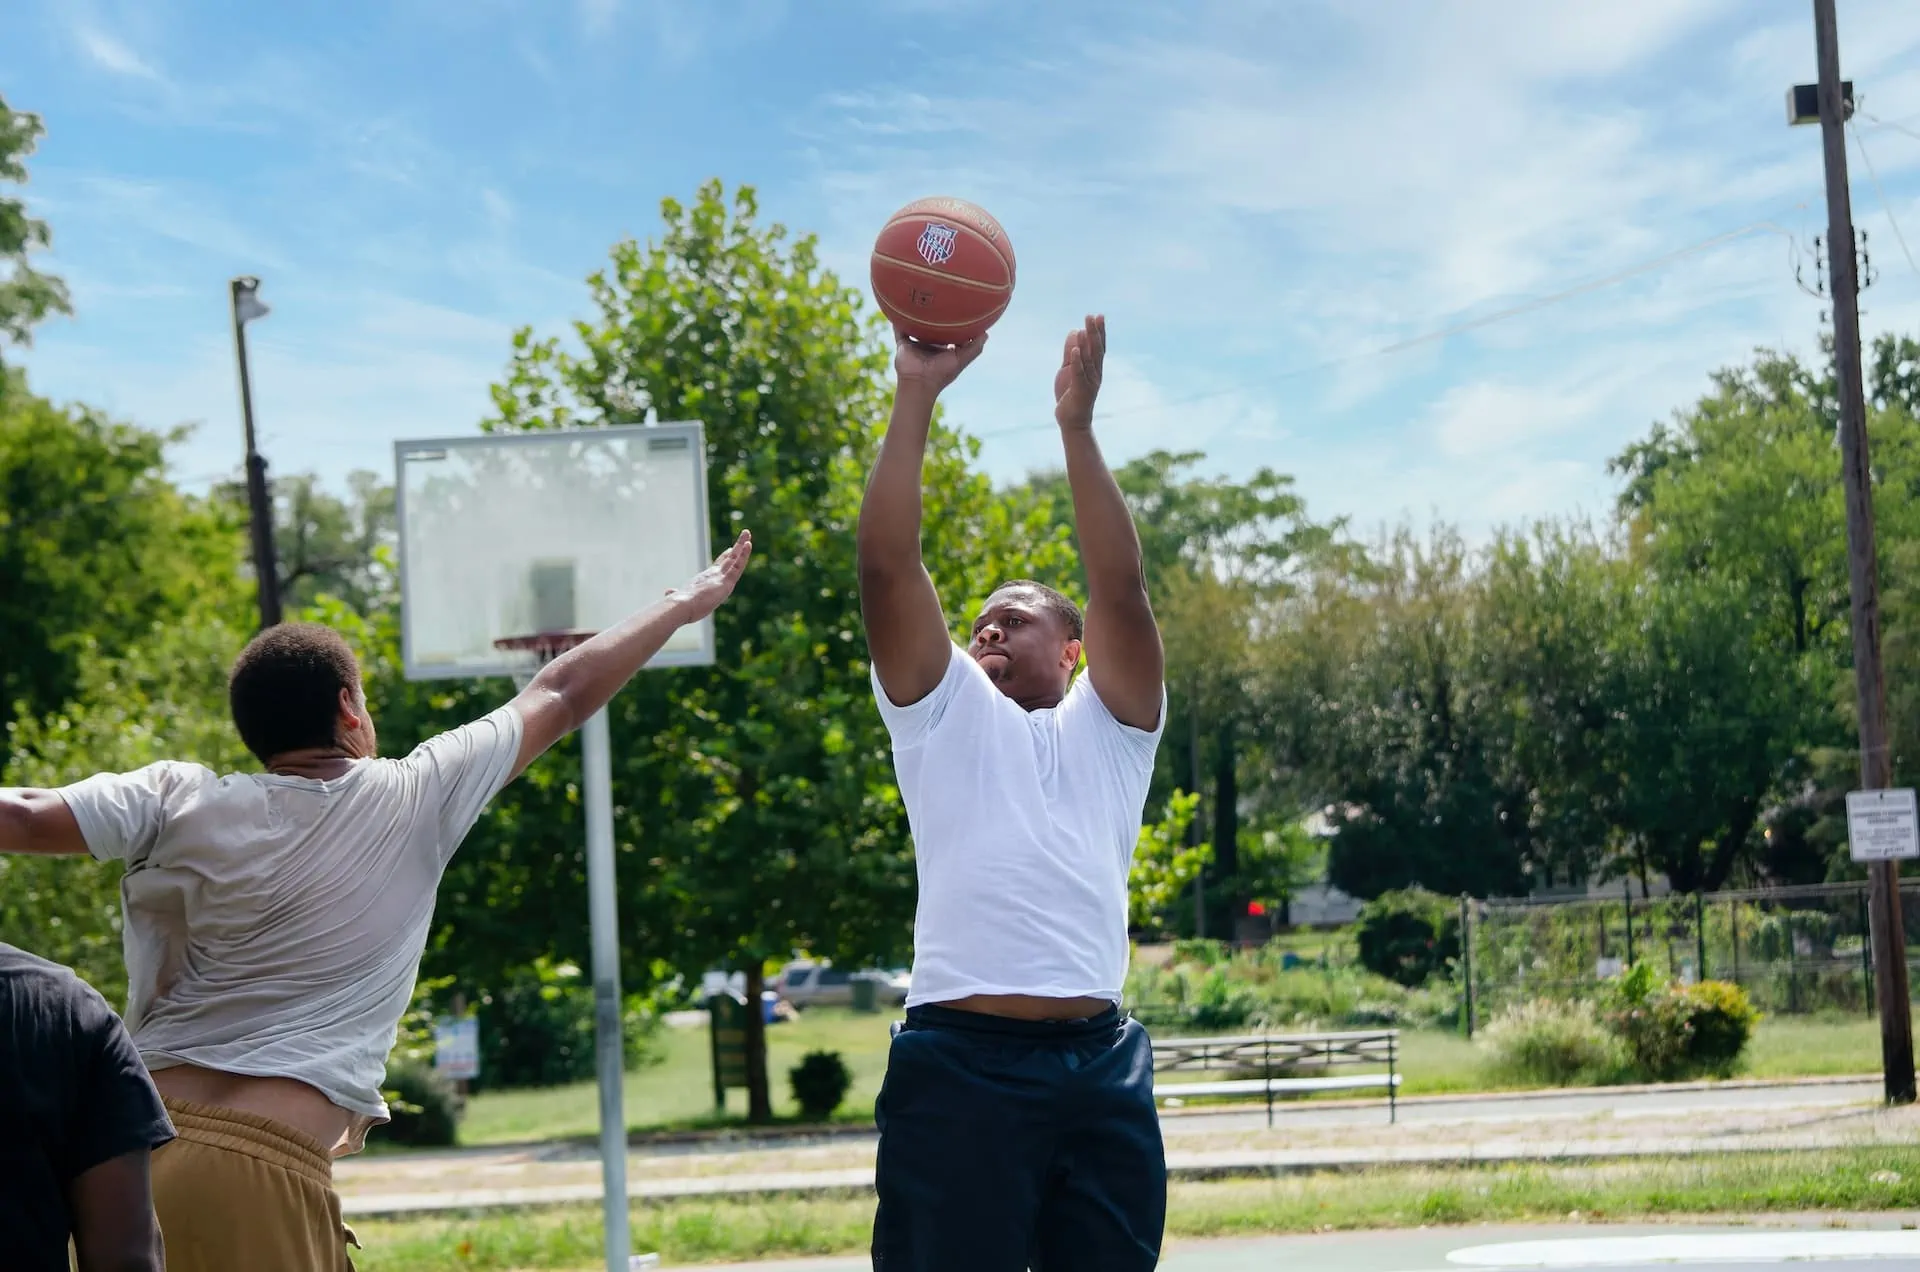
top-left (870, 197), bottom-right (1016, 346)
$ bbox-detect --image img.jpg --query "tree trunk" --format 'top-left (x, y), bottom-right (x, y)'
top-left (1704, 798), bottom-right (1759, 893)
top-left (743, 963), bottom-right (772, 1123)
top-left (1212, 716), bottom-right (1239, 891)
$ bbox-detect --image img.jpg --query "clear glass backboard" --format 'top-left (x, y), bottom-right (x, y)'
top-left (394, 422), bottom-right (713, 682)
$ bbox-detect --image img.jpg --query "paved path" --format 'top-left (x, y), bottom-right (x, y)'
top-left (1155, 1077), bottom-right (1881, 1136)
top-left (684, 1218), bottom-right (1920, 1271)
top-left (335, 1078), bottom-right (1919, 1219)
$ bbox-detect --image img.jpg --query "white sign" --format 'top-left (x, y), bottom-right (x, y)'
top-left (1846, 788), bottom-right (1920, 863)
top-left (433, 1016), bottom-right (480, 1080)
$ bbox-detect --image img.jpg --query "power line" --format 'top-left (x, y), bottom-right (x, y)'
top-left (1861, 110), bottom-right (1920, 147)
top-left (971, 215), bottom-right (1805, 442)
top-left (1849, 120), bottom-right (1920, 278)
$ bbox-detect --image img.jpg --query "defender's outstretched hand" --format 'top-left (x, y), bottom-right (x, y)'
top-left (894, 326), bottom-right (987, 396)
top-left (1053, 314), bottom-right (1106, 432)
top-left (667, 530), bottom-right (753, 618)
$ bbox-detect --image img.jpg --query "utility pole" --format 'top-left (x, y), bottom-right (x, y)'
top-left (230, 276), bottom-right (282, 630)
top-left (1795, 0), bottom-right (1915, 1104)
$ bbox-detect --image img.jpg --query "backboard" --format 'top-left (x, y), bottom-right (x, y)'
top-left (394, 422), bottom-right (713, 682)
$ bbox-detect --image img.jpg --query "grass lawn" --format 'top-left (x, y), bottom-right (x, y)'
top-left (460, 1007), bottom-right (893, 1145)
top-left (350, 1146), bottom-right (1920, 1269)
top-left (1743, 1013), bottom-right (1885, 1078)
top-left (454, 1010), bottom-right (1889, 1147)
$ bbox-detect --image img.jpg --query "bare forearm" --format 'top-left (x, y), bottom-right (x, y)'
top-left (1061, 428), bottom-right (1147, 598)
top-left (525, 595), bottom-right (701, 731)
top-left (858, 385), bottom-right (939, 580)
top-left (0, 789), bottom-right (88, 856)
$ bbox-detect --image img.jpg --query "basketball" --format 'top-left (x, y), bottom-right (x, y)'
top-left (870, 196), bottom-right (1016, 346)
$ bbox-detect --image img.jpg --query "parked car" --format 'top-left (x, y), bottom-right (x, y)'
top-left (775, 960), bottom-right (910, 1008)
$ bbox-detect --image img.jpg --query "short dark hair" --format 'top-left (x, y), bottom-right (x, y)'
top-left (228, 623), bottom-right (362, 764)
top-left (993, 579), bottom-right (1084, 641)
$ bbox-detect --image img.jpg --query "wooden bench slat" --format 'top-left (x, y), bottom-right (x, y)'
top-left (1152, 1074), bottom-right (1402, 1099)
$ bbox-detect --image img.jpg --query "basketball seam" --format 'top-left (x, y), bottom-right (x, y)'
top-left (869, 253), bottom-right (1013, 293)
top-left (872, 296), bottom-right (1011, 329)
top-left (880, 218), bottom-right (1016, 281)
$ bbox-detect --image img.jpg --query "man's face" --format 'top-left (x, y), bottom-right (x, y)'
top-left (969, 586), bottom-right (1081, 707)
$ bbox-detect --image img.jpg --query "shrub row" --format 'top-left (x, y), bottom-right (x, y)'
top-left (1482, 965), bottom-right (1761, 1086)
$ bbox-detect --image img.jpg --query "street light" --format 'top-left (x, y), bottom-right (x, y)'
top-left (229, 276), bottom-right (282, 630)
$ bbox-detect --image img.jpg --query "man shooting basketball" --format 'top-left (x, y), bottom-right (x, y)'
top-left (859, 315), bottom-right (1167, 1271)
top-left (0, 530), bottom-right (751, 1271)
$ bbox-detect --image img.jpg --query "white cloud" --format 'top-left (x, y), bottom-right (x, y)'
top-left (74, 25), bottom-right (163, 82)
top-left (1428, 382), bottom-right (1598, 460)
top-left (578, 0), bottom-right (619, 35)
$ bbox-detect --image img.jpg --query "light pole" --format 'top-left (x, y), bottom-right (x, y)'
top-left (230, 276), bottom-right (282, 630)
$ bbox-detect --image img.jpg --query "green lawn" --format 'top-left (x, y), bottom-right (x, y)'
top-left (455, 1010), bottom-right (1888, 1147)
top-left (1743, 1013), bottom-right (1886, 1078)
top-left (351, 1146), bottom-right (1920, 1269)
top-left (460, 1007), bottom-right (894, 1145)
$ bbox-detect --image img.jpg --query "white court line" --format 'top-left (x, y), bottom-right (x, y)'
top-left (1445, 1231), bottom-right (1920, 1266)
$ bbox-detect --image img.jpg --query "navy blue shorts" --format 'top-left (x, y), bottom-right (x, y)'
top-left (871, 1003), bottom-right (1166, 1271)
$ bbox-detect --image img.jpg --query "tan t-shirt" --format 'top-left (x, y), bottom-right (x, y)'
top-left (56, 706), bottom-right (523, 1152)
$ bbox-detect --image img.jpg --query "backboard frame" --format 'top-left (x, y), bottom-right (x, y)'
top-left (394, 421), bottom-right (714, 683)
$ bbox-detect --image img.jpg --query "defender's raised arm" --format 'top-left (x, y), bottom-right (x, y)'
top-left (858, 329), bottom-right (986, 708)
top-left (508, 530), bottom-right (752, 779)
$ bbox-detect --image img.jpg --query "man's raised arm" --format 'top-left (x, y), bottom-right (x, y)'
top-left (1054, 315), bottom-right (1164, 730)
top-left (858, 330), bottom-right (986, 708)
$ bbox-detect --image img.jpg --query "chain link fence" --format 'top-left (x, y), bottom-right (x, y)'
top-left (1464, 879), bottom-right (1920, 1029)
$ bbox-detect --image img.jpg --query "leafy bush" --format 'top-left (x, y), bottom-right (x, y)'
top-left (1125, 944), bottom-right (1456, 1032)
top-left (1599, 964), bottom-right (1759, 1081)
top-left (1171, 939), bottom-right (1229, 968)
top-left (789, 1050), bottom-right (852, 1119)
top-left (1356, 888), bottom-right (1460, 988)
top-left (1480, 998), bottom-right (1626, 1086)
top-left (1600, 962), bottom-right (1695, 1081)
top-left (378, 1058), bottom-right (460, 1147)
top-left (1678, 979), bottom-right (1761, 1077)
top-left (478, 958), bottom-right (666, 1090)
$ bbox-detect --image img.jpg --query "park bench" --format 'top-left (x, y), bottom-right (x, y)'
top-left (1147, 1028), bottom-right (1400, 1125)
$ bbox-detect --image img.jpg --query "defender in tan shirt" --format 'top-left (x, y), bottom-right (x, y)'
top-left (0, 531), bottom-right (751, 1271)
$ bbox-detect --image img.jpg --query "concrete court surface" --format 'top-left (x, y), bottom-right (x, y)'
top-left (686, 1219), bottom-right (1920, 1272)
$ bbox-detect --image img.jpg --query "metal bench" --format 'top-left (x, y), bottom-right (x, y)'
top-left (1147, 1028), bottom-right (1400, 1125)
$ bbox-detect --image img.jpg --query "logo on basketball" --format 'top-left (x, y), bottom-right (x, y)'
top-left (917, 223), bottom-right (958, 267)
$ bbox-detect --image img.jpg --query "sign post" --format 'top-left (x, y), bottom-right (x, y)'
top-left (709, 992), bottom-right (751, 1111)
top-left (1848, 789), bottom-right (1920, 865)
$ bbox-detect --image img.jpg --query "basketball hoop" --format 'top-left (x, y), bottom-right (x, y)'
top-left (494, 630), bottom-right (597, 691)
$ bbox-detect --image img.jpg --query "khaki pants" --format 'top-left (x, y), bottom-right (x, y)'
top-left (153, 1098), bottom-right (357, 1272)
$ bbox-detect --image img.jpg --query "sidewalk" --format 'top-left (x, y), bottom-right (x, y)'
top-left (336, 1079), bottom-right (1920, 1219)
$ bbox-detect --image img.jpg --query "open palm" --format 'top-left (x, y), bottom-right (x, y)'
top-left (668, 530), bottom-right (753, 618)
top-left (1053, 314), bottom-right (1106, 431)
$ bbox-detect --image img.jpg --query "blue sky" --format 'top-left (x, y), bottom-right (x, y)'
top-left (8, 0), bottom-right (1920, 540)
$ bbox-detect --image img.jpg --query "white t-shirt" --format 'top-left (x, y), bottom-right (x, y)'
top-left (55, 706), bottom-right (523, 1152)
top-left (873, 643), bottom-right (1165, 1008)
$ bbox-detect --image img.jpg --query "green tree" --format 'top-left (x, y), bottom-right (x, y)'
top-left (476, 181), bottom-right (1073, 1119)
top-left (1128, 790), bottom-right (1209, 931)
top-left (215, 469), bottom-right (397, 615)
top-left (0, 389), bottom-right (248, 741)
top-left (0, 94), bottom-right (70, 354)
top-left (1594, 570), bottom-right (1824, 892)
top-left (1306, 529), bottom-right (1530, 900)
